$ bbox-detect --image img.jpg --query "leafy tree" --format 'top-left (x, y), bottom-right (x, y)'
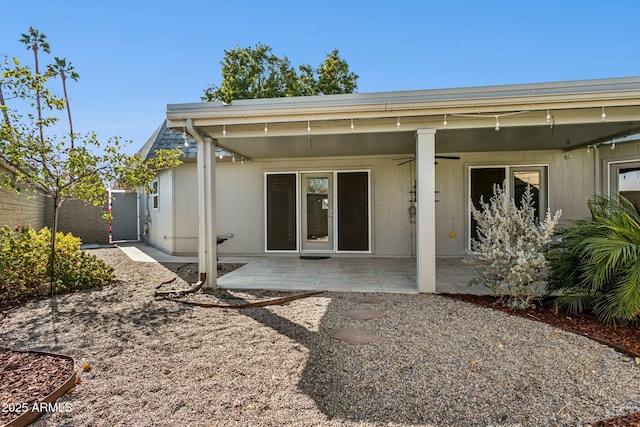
top-left (1, 29), bottom-right (183, 294)
top-left (203, 44), bottom-right (358, 103)
top-left (546, 194), bottom-right (640, 324)
top-left (316, 49), bottom-right (358, 95)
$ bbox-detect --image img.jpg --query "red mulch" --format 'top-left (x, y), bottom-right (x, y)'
top-left (0, 348), bottom-right (75, 426)
top-left (442, 293), bottom-right (640, 427)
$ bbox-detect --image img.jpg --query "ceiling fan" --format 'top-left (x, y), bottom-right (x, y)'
top-left (394, 155), bottom-right (461, 165)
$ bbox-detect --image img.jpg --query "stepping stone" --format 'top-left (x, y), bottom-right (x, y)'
top-left (343, 309), bottom-right (387, 321)
top-left (350, 296), bottom-right (387, 304)
top-left (328, 327), bottom-right (381, 345)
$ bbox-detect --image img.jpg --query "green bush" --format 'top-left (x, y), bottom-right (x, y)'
top-left (546, 194), bottom-right (640, 324)
top-left (0, 225), bottom-right (113, 300)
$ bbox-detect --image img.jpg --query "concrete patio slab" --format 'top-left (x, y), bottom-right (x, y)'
top-left (114, 242), bottom-right (486, 294)
top-left (217, 256), bottom-right (418, 293)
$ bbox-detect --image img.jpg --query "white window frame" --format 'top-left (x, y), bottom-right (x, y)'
top-left (606, 158), bottom-right (640, 197)
top-left (467, 164), bottom-right (550, 249)
top-left (150, 179), bottom-right (159, 210)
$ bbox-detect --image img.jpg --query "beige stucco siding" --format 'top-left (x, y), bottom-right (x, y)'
top-left (214, 155), bottom-right (415, 256)
top-left (173, 163), bottom-right (198, 255)
top-left (215, 162), bottom-right (263, 255)
top-left (158, 140), bottom-right (640, 258)
top-left (145, 168), bottom-right (175, 253)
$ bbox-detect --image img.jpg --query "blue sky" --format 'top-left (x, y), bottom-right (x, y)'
top-left (2, 0), bottom-right (639, 155)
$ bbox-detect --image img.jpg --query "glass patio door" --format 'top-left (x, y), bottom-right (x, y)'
top-left (301, 173), bottom-right (333, 251)
top-left (469, 165), bottom-right (548, 246)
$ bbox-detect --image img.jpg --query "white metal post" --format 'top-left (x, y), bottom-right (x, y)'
top-left (197, 137), bottom-right (217, 288)
top-left (416, 129), bottom-right (437, 293)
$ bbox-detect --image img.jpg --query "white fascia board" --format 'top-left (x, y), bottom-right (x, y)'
top-left (167, 77), bottom-right (640, 127)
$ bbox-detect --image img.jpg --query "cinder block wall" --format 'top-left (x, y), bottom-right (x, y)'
top-left (48, 199), bottom-right (109, 243)
top-left (0, 187), bottom-right (48, 230)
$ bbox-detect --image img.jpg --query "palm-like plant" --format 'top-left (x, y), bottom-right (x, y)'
top-left (546, 194), bottom-right (640, 323)
top-left (47, 57), bottom-right (79, 148)
top-left (19, 27), bottom-right (50, 146)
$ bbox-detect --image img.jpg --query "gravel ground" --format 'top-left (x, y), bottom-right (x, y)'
top-left (1, 247), bottom-right (639, 426)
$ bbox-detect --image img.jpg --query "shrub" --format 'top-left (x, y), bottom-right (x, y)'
top-left (465, 183), bottom-right (561, 308)
top-left (546, 194), bottom-right (640, 324)
top-left (0, 225), bottom-right (113, 300)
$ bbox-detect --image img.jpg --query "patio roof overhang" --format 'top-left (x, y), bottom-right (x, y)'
top-left (167, 77), bottom-right (640, 159)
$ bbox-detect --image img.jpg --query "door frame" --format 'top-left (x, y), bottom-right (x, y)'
top-left (264, 169), bottom-right (372, 254)
top-left (301, 172), bottom-right (334, 253)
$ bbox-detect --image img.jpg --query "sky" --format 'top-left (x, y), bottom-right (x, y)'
top-left (2, 0), bottom-right (640, 155)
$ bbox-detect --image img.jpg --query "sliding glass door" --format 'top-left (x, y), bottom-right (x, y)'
top-left (469, 165), bottom-right (548, 245)
top-left (265, 170), bottom-right (371, 253)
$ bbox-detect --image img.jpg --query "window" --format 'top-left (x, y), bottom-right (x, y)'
top-left (469, 165), bottom-right (548, 245)
top-left (265, 173), bottom-right (298, 251)
top-left (151, 180), bottom-right (159, 210)
top-left (610, 161), bottom-right (640, 212)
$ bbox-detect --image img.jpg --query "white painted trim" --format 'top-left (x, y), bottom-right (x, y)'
top-left (150, 179), bottom-right (159, 211)
top-left (606, 158), bottom-right (640, 197)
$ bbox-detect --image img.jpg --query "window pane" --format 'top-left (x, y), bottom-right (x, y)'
top-left (513, 171), bottom-right (541, 222)
top-left (305, 177), bottom-right (329, 241)
top-left (470, 168), bottom-right (506, 242)
top-left (266, 174), bottom-right (297, 250)
top-left (337, 172), bottom-right (369, 251)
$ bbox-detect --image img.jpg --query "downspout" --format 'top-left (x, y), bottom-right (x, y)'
top-left (185, 118), bottom-right (208, 285)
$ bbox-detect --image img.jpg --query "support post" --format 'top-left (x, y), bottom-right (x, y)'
top-left (197, 137), bottom-right (217, 288)
top-left (416, 129), bottom-right (437, 293)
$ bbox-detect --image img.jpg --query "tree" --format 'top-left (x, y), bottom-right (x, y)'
top-left (202, 44), bottom-right (358, 103)
top-left (316, 49), bottom-right (358, 95)
top-left (47, 57), bottom-right (79, 148)
top-left (1, 29), bottom-right (183, 294)
top-left (19, 27), bottom-right (50, 147)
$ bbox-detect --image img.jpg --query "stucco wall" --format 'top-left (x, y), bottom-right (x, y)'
top-left (214, 155), bottom-right (414, 257)
top-left (173, 163), bottom-right (198, 255)
top-left (163, 141), bottom-right (640, 258)
top-left (144, 168), bottom-right (175, 253)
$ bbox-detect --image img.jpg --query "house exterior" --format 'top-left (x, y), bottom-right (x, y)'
top-left (143, 77), bottom-right (640, 292)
